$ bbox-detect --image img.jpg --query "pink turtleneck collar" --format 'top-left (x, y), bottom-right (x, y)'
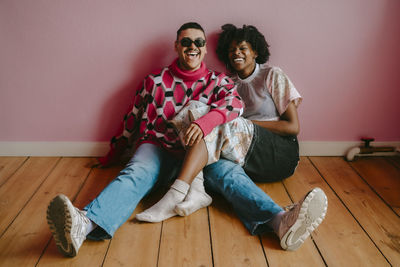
top-left (169, 58), bottom-right (209, 82)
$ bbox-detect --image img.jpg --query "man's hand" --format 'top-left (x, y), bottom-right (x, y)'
top-left (184, 123), bottom-right (204, 147)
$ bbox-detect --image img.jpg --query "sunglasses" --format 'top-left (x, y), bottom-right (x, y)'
top-left (179, 37), bottom-right (206, 48)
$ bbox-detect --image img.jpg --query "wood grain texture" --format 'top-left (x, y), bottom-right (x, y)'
top-left (0, 157), bottom-right (27, 186)
top-left (0, 157), bottom-right (60, 236)
top-left (310, 157), bottom-right (400, 265)
top-left (38, 166), bottom-right (121, 267)
top-left (0, 156), bottom-right (397, 266)
top-left (283, 157), bottom-right (390, 267)
top-left (209, 194), bottom-right (268, 267)
top-left (0, 158), bottom-right (93, 267)
top-left (103, 187), bottom-right (163, 267)
top-left (158, 208), bottom-right (212, 267)
top-left (387, 156), bottom-right (400, 168)
top-left (258, 181), bottom-right (325, 267)
top-left (350, 157), bottom-right (400, 209)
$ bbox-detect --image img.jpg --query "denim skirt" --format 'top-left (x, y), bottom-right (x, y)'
top-left (242, 123), bottom-right (299, 182)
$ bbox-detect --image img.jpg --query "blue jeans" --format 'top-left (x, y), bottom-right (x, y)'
top-left (84, 143), bottom-right (181, 240)
top-left (85, 144), bottom-right (282, 239)
top-left (204, 159), bottom-right (283, 235)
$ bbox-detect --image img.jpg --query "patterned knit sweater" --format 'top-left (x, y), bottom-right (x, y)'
top-left (99, 58), bottom-right (243, 166)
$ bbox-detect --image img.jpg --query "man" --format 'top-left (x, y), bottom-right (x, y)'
top-left (46, 22), bottom-right (243, 257)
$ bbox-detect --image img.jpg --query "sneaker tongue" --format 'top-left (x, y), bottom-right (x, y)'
top-left (76, 208), bottom-right (90, 224)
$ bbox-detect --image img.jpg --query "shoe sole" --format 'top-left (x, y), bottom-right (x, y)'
top-left (46, 195), bottom-right (76, 257)
top-left (280, 187), bottom-right (328, 251)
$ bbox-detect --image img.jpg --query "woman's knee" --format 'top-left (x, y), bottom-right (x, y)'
top-left (205, 159), bottom-right (240, 178)
top-left (204, 159), bottom-right (252, 192)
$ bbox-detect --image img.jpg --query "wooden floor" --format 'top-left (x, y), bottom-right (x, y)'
top-left (0, 156), bottom-right (399, 267)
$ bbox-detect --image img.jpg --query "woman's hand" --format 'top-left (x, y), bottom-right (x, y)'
top-left (184, 123), bottom-right (204, 147)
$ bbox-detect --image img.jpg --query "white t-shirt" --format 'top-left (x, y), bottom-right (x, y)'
top-left (232, 64), bottom-right (302, 121)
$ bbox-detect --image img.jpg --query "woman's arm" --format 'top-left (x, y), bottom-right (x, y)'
top-left (251, 101), bottom-right (299, 136)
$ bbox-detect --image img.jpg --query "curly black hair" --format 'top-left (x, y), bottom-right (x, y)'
top-left (216, 24), bottom-right (270, 72)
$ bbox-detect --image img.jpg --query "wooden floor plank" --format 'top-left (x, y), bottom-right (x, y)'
top-left (310, 157), bottom-right (400, 265)
top-left (385, 157), bottom-right (400, 216)
top-left (0, 157), bottom-right (60, 236)
top-left (102, 189), bottom-right (163, 267)
top-left (257, 181), bottom-right (325, 267)
top-left (0, 157), bottom-right (93, 267)
top-left (158, 207), bottom-right (213, 267)
top-left (1, 156), bottom-right (397, 266)
top-left (37, 166), bottom-right (121, 267)
top-left (209, 193), bottom-right (268, 267)
top-left (387, 156), bottom-right (400, 169)
top-left (0, 157), bottom-right (27, 186)
top-left (349, 157), bottom-right (400, 211)
top-left (283, 157), bottom-right (390, 267)
top-left (394, 207), bottom-right (400, 215)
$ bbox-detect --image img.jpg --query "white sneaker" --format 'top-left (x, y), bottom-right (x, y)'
top-left (278, 187), bottom-right (328, 251)
top-left (46, 194), bottom-right (89, 257)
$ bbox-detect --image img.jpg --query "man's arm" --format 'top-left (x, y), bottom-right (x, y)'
top-left (192, 75), bottom-right (244, 137)
top-left (186, 75), bottom-right (243, 146)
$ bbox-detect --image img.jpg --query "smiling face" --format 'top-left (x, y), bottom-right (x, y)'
top-left (175, 28), bottom-right (207, 71)
top-left (228, 40), bottom-right (258, 79)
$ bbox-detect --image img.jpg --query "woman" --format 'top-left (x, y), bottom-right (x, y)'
top-left (214, 23), bottom-right (301, 180)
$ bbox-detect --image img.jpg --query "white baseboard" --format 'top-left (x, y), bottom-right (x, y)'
top-left (0, 141), bottom-right (399, 157)
top-left (299, 141), bottom-right (400, 156)
top-left (0, 142), bottom-right (110, 157)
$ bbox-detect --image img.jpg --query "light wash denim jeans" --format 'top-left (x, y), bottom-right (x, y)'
top-left (85, 143), bottom-right (181, 240)
top-left (85, 143), bottom-right (283, 239)
top-left (204, 159), bottom-right (283, 235)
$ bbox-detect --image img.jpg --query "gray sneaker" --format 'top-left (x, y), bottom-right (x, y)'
top-left (278, 187), bottom-right (328, 251)
top-left (46, 194), bottom-right (89, 257)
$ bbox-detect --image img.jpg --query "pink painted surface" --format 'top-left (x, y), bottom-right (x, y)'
top-left (0, 0), bottom-right (399, 142)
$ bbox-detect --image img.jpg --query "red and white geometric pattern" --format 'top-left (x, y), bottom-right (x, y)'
top-left (99, 59), bottom-right (243, 166)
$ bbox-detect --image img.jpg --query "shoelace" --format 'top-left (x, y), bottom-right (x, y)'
top-left (70, 208), bottom-right (90, 241)
top-left (283, 203), bottom-right (297, 212)
top-left (76, 208), bottom-right (90, 224)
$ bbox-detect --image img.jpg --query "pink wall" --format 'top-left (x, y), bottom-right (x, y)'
top-left (1, 0), bottom-right (399, 142)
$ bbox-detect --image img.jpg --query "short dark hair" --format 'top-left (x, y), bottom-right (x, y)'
top-left (216, 24), bottom-right (270, 72)
top-left (176, 22), bottom-right (205, 40)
